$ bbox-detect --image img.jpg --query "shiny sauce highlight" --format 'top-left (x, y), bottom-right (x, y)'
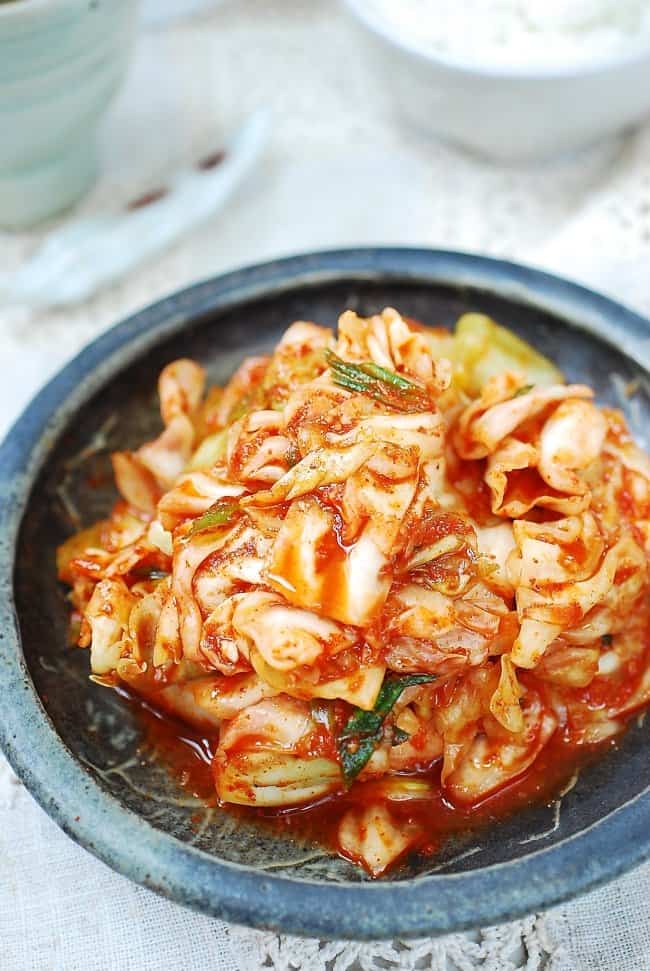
top-left (131, 694), bottom-right (621, 872)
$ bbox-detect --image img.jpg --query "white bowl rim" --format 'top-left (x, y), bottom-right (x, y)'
top-left (343, 0), bottom-right (650, 81)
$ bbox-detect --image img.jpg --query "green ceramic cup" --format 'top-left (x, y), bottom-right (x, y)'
top-left (0, 0), bottom-right (137, 230)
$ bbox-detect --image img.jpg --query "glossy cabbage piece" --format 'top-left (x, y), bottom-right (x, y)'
top-left (445, 696), bottom-right (558, 805)
top-left (425, 313), bottom-right (563, 396)
top-left (213, 697), bottom-right (340, 806)
top-left (57, 304), bottom-right (650, 877)
top-left (338, 803), bottom-right (422, 877)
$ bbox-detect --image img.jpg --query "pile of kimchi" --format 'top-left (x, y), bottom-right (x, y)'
top-left (58, 308), bottom-right (650, 876)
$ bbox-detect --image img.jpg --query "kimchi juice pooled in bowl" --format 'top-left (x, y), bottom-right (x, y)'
top-left (56, 307), bottom-right (650, 878)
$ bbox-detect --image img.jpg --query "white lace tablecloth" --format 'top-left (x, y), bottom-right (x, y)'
top-left (2, 2), bottom-right (650, 968)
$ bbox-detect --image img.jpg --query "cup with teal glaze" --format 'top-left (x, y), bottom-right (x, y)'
top-left (0, 0), bottom-right (137, 230)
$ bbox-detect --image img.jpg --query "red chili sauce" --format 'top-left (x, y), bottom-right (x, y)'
top-left (130, 693), bottom-right (627, 872)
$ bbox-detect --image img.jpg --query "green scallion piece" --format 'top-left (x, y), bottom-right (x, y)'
top-left (190, 498), bottom-right (241, 535)
top-left (326, 351), bottom-right (432, 412)
top-left (337, 673), bottom-right (436, 784)
top-left (131, 566), bottom-right (170, 581)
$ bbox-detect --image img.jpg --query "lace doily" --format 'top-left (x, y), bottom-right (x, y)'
top-left (230, 918), bottom-right (557, 970)
top-left (2, 1), bottom-right (650, 968)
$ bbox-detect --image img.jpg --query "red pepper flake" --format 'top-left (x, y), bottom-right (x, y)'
top-left (197, 149), bottom-right (226, 171)
top-left (127, 187), bottom-right (168, 211)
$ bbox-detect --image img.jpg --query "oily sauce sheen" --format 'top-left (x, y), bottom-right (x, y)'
top-left (132, 693), bottom-right (621, 872)
top-left (57, 307), bottom-right (650, 877)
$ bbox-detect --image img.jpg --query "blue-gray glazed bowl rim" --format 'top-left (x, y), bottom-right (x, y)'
top-left (1, 247), bottom-right (649, 941)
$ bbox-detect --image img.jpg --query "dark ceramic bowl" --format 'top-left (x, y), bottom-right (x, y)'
top-left (1, 249), bottom-right (650, 940)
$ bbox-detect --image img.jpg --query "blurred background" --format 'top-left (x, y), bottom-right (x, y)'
top-left (3, 0), bottom-right (650, 429)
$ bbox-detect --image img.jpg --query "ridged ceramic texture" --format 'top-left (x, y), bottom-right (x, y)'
top-left (0, 0), bottom-right (136, 227)
top-left (0, 250), bottom-right (649, 939)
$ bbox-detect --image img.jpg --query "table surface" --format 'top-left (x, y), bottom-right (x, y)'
top-left (3, 2), bottom-right (650, 968)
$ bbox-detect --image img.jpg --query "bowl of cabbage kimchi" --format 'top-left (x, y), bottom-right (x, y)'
top-left (2, 249), bottom-right (650, 939)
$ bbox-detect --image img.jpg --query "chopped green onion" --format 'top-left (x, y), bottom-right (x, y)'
top-left (190, 498), bottom-right (241, 535)
top-left (326, 351), bottom-right (432, 412)
top-left (391, 726), bottom-right (411, 746)
top-left (337, 673), bottom-right (436, 784)
top-left (513, 384), bottom-right (534, 398)
top-left (131, 566), bottom-right (170, 581)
